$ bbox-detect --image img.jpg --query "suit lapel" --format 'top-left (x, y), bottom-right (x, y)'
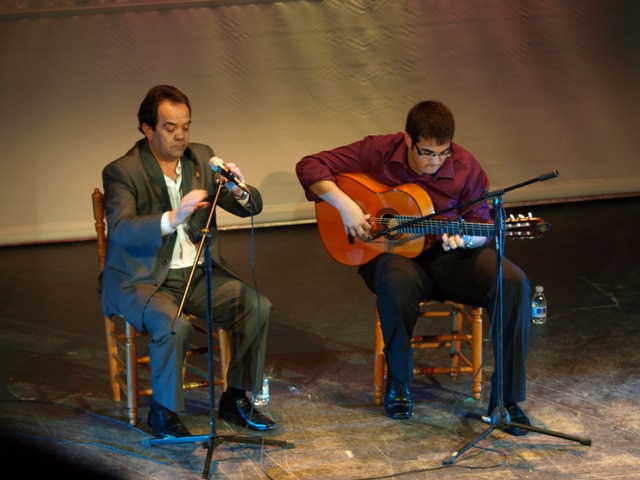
top-left (140, 141), bottom-right (172, 212)
top-left (182, 150), bottom-right (210, 239)
top-left (180, 153), bottom-right (203, 195)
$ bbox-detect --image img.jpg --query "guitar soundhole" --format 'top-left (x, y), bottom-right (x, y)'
top-left (378, 210), bottom-right (403, 240)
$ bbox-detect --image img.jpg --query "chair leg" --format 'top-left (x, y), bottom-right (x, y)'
top-left (125, 322), bottom-right (139, 426)
top-left (450, 305), bottom-right (463, 376)
top-left (104, 316), bottom-right (120, 401)
top-left (373, 308), bottom-right (385, 406)
top-left (217, 328), bottom-right (230, 392)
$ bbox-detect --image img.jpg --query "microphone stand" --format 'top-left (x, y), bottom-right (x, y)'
top-left (142, 180), bottom-right (294, 479)
top-left (443, 174), bottom-right (591, 464)
top-left (370, 171), bottom-right (591, 462)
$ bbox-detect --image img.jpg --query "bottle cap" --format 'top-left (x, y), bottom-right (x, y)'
top-left (535, 285), bottom-right (544, 292)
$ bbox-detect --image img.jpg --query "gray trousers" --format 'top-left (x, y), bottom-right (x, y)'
top-left (141, 266), bottom-right (272, 412)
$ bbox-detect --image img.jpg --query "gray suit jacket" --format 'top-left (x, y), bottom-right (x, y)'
top-left (100, 139), bottom-right (263, 332)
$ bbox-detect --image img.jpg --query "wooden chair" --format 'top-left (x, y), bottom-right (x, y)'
top-left (92, 188), bottom-right (230, 425)
top-left (373, 299), bottom-right (483, 406)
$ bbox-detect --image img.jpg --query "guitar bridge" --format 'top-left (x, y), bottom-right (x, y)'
top-left (365, 229), bottom-right (384, 242)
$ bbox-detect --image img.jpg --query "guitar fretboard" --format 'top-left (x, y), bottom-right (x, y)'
top-left (387, 216), bottom-right (496, 237)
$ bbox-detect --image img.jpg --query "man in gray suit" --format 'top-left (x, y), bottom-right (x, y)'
top-left (101, 85), bottom-right (276, 437)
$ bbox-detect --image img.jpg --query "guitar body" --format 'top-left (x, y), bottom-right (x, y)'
top-left (315, 173), bottom-right (437, 266)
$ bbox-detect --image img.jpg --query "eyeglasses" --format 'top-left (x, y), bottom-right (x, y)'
top-left (413, 143), bottom-right (453, 160)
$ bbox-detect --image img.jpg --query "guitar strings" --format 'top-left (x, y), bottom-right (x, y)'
top-left (366, 216), bottom-right (540, 239)
top-left (368, 216), bottom-right (495, 236)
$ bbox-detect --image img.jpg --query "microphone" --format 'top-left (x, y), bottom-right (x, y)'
top-left (209, 156), bottom-right (249, 193)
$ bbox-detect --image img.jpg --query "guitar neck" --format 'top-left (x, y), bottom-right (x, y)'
top-left (395, 216), bottom-right (495, 237)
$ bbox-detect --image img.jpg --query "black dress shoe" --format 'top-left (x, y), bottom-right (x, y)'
top-left (487, 400), bottom-right (531, 436)
top-left (384, 376), bottom-right (413, 420)
top-left (147, 401), bottom-right (191, 438)
top-left (218, 394), bottom-right (277, 431)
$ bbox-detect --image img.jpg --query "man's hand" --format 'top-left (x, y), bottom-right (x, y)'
top-left (310, 180), bottom-right (371, 239)
top-left (168, 189), bottom-right (210, 229)
top-left (339, 201), bottom-right (371, 239)
top-left (221, 162), bottom-right (247, 198)
top-left (442, 233), bottom-right (479, 251)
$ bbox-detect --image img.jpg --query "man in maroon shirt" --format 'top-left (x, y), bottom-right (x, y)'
top-left (296, 100), bottom-right (532, 436)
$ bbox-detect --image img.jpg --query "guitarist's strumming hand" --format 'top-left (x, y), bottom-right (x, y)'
top-left (340, 202), bottom-right (371, 240)
top-left (441, 233), bottom-right (485, 252)
top-left (311, 180), bottom-right (372, 239)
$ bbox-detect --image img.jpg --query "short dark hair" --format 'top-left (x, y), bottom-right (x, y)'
top-left (137, 85), bottom-right (191, 133)
top-left (405, 100), bottom-right (455, 145)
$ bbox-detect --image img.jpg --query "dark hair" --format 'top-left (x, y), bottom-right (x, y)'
top-left (137, 85), bottom-right (191, 133)
top-left (405, 100), bottom-right (455, 145)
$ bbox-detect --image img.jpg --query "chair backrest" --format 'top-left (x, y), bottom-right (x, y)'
top-left (92, 188), bottom-right (107, 273)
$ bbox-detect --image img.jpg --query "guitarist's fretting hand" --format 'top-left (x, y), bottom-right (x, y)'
top-left (442, 233), bottom-right (484, 251)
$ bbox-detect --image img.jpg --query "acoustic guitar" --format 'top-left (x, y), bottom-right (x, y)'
top-left (315, 173), bottom-right (550, 266)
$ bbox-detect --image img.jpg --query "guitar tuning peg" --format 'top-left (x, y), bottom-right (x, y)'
top-left (517, 214), bottom-right (525, 219)
top-left (528, 212), bottom-right (533, 218)
top-left (509, 214), bottom-right (516, 220)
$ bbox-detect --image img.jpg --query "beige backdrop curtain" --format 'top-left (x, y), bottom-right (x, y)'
top-left (0, 0), bottom-right (638, 244)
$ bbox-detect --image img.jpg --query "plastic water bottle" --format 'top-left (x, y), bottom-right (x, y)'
top-left (531, 285), bottom-right (547, 325)
top-left (254, 374), bottom-right (270, 406)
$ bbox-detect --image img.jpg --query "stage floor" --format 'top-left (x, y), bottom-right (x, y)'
top-left (1, 196), bottom-right (639, 479)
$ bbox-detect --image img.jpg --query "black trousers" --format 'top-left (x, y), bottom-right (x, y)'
top-left (358, 245), bottom-right (531, 404)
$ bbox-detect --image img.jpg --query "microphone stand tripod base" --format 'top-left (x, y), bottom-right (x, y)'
top-left (442, 408), bottom-right (592, 465)
top-left (142, 432), bottom-right (295, 448)
top-left (143, 432), bottom-right (294, 480)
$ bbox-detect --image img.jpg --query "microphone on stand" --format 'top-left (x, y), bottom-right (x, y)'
top-left (209, 156), bottom-right (249, 193)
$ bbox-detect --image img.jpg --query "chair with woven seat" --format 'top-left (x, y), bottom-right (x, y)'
top-left (373, 299), bottom-right (483, 406)
top-left (92, 187), bottom-right (230, 425)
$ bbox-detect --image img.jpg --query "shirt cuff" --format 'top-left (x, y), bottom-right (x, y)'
top-left (161, 211), bottom-right (175, 235)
